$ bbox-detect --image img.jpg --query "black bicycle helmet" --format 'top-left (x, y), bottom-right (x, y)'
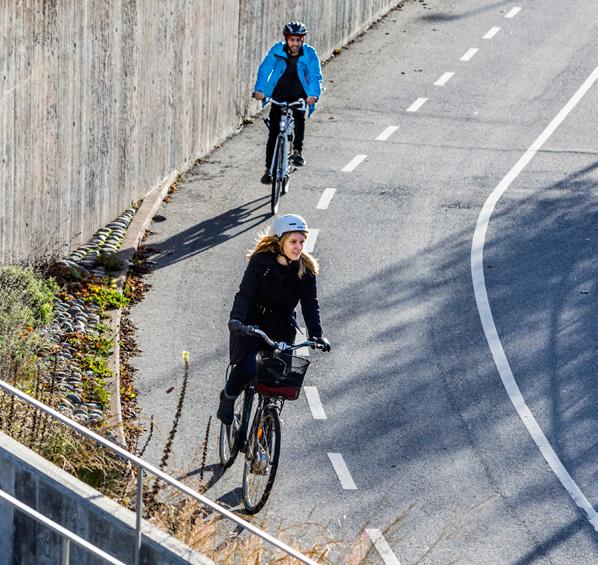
top-left (283, 21), bottom-right (307, 36)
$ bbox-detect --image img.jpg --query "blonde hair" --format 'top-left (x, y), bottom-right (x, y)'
top-left (247, 231), bottom-right (319, 277)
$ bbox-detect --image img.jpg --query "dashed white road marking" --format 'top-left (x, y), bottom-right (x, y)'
top-left (304, 228), bottom-right (319, 254)
top-left (471, 66), bottom-right (598, 532)
top-left (366, 529), bottom-right (401, 565)
top-left (483, 26), bottom-right (501, 39)
top-left (341, 154), bottom-right (367, 172)
top-left (406, 97), bottom-right (427, 112)
top-left (304, 386), bottom-right (327, 419)
top-left (328, 453), bottom-right (357, 490)
top-left (434, 71), bottom-right (455, 86)
top-left (505, 6), bottom-right (522, 18)
top-left (375, 125), bottom-right (399, 141)
top-left (316, 188), bottom-right (336, 210)
top-left (460, 47), bottom-right (479, 62)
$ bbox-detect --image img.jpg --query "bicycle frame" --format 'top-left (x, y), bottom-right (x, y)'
top-left (236, 326), bottom-right (317, 454)
top-left (220, 325), bottom-right (327, 513)
top-left (266, 98), bottom-right (306, 180)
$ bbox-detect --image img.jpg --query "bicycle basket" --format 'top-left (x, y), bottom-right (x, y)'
top-left (255, 351), bottom-right (310, 400)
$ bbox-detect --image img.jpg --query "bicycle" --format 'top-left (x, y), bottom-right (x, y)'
top-left (265, 98), bottom-right (307, 216)
top-left (219, 324), bottom-right (326, 514)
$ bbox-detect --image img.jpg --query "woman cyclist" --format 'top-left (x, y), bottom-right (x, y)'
top-left (217, 214), bottom-right (331, 424)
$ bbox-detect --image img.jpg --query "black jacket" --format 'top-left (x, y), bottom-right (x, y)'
top-left (229, 252), bottom-right (323, 363)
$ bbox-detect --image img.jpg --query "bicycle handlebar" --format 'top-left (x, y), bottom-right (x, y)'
top-left (265, 98), bottom-right (307, 112)
top-left (240, 324), bottom-right (326, 351)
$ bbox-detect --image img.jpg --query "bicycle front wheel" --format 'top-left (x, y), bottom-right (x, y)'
top-left (271, 145), bottom-right (284, 215)
top-left (242, 405), bottom-right (281, 514)
top-left (219, 392), bottom-right (244, 469)
top-left (281, 174), bottom-right (290, 196)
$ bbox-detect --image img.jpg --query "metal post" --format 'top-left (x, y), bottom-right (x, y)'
top-left (134, 465), bottom-right (143, 565)
top-left (61, 537), bottom-right (70, 565)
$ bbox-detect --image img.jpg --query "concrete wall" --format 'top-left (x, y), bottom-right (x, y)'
top-left (0, 431), bottom-right (213, 564)
top-left (1, 1), bottom-right (402, 265)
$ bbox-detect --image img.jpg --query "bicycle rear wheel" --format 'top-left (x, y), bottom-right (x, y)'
top-left (242, 405), bottom-right (281, 514)
top-left (271, 145), bottom-right (284, 215)
top-left (219, 392), bottom-right (244, 469)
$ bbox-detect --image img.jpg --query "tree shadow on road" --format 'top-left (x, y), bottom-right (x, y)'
top-left (290, 161), bottom-right (598, 560)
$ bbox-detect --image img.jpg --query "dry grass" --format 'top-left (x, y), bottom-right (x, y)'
top-left (0, 265), bottom-right (347, 563)
top-left (147, 492), bottom-right (338, 564)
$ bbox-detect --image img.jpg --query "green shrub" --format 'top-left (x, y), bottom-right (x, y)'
top-left (0, 266), bottom-right (57, 369)
top-left (0, 266), bottom-right (57, 326)
top-left (83, 283), bottom-right (129, 311)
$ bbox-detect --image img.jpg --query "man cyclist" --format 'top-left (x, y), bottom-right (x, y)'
top-left (253, 21), bottom-right (323, 184)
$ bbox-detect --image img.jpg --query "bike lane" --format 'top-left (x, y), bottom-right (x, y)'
top-left (129, 0), bottom-right (598, 562)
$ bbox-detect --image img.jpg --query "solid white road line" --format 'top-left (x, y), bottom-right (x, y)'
top-left (460, 47), bottom-right (479, 62)
top-left (366, 529), bottom-right (401, 565)
top-left (406, 97), bottom-right (427, 112)
top-left (342, 154), bottom-right (367, 172)
top-left (328, 453), bottom-right (357, 490)
top-left (434, 71), bottom-right (455, 86)
top-left (304, 228), bottom-right (319, 254)
top-left (483, 26), bottom-right (501, 39)
top-left (471, 67), bottom-right (598, 532)
top-left (304, 386), bottom-right (327, 419)
top-left (505, 7), bottom-right (522, 18)
top-left (316, 188), bottom-right (336, 210)
top-left (376, 125), bottom-right (399, 141)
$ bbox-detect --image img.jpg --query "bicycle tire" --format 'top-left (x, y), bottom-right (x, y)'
top-left (281, 174), bottom-right (290, 196)
top-left (242, 405), bottom-right (281, 514)
top-left (271, 144), bottom-right (284, 215)
top-left (282, 129), bottom-right (294, 196)
top-left (219, 391), bottom-right (244, 469)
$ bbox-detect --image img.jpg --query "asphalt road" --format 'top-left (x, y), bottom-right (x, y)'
top-left (130, 0), bottom-right (598, 562)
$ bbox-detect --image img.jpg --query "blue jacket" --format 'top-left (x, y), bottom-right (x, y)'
top-left (254, 42), bottom-right (322, 116)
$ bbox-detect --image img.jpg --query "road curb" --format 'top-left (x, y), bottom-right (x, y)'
top-left (105, 171), bottom-right (179, 445)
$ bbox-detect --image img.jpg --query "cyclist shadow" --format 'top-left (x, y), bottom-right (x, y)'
top-left (180, 462), bottom-right (225, 488)
top-left (180, 463), bottom-right (247, 512)
top-left (146, 195), bottom-right (271, 270)
top-left (215, 488), bottom-right (244, 511)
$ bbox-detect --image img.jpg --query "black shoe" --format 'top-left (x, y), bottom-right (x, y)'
top-left (217, 390), bottom-right (235, 425)
top-left (260, 170), bottom-right (273, 184)
top-left (292, 151), bottom-right (305, 166)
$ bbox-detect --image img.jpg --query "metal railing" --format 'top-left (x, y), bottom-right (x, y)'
top-left (0, 378), bottom-right (320, 565)
top-left (0, 488), bottom-right (126, 565)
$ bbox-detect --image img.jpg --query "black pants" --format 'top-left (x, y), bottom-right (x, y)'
top-left (265, 104), bottom-right (306, 169)
top-left (225, 347), bottom-right (260, 397)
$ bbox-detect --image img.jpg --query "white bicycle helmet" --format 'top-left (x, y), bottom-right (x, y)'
top-left (270, 214), bottom-right (308, 237)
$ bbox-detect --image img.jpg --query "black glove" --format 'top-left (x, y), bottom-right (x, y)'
top-left (312, 336), bottom-right (331, 352)
top-left (228, 319), bottom-right (243, 336)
